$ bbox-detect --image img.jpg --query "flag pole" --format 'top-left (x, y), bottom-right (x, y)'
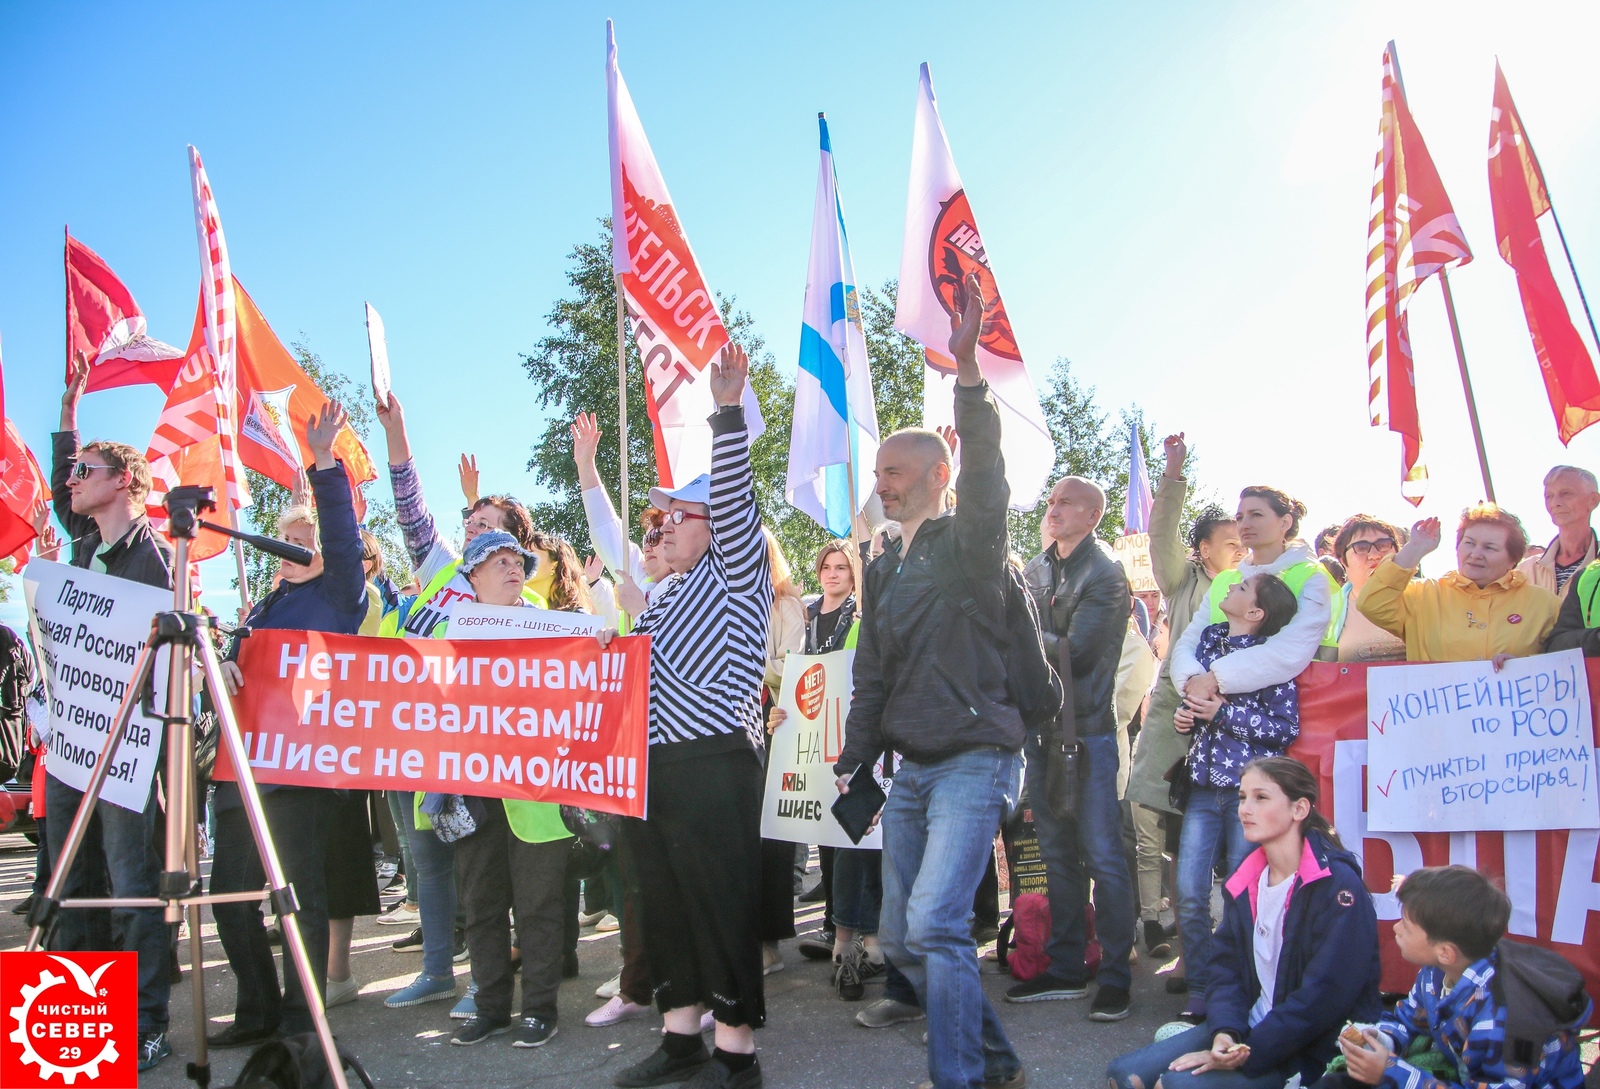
top-left (614, 273), bottom-right (629, 524)
top-left (228, 508), bottom-right (252, 614)
top-left (1390, 44), bottom-right (1494, 502)
top-left (1546, 208), bottom-right (1600, 354)
top-left (1438, 268), bottom-right (1495, 502)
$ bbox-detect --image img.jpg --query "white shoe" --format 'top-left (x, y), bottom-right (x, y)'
top-left (376, 902), bottom-right (420, 926)
top-left (762, 943), bottom-right (784, 976)
top-left (594, 914), bottom-right (620, 933)
top-left (585, 995), bottom-right (651, 1027)
top-left (578, 910), bottom-right (608, 927)
top-left (325, 974), bottom-right (360, 1008)
top-left (596, 972), bottom-right (622, 1000)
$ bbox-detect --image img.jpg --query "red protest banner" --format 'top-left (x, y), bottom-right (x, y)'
top-left (213, 630), bottom-right (650, 818)
top-left (1291, 660), bottom-right (1599, 1022)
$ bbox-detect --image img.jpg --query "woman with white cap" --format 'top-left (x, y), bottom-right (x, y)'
top-left (413, 530), bottom-right (575, 1052)
top-left (603, 343), bottom-right (773, 1089)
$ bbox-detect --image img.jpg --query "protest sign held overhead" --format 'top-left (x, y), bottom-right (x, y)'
top-left (1364, 649), bottom-right (1598, 833)
top-left (896, 63), bottom-right (1055, 508)
top-left (365, 302), bottom-right (392, 406)
top-left (214, 630), bottom-right (651, 818)
top-left (1112, 533), bottom-right (1156, 595)
top-left (761, 650), bottom-right (891, 850)
top-left (605, 20), bottom-right (762, 488)
top-left (23, 561), bottom-right (169, 812)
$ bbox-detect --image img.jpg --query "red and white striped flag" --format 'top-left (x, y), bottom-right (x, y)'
top-left (145, 148), bottom-right (252, 558)
top-left (1364, 43), bottom-right (1472, 505)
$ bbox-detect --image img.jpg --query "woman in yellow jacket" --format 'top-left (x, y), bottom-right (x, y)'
top-left (1355, 504), bottom-right (1558, 664)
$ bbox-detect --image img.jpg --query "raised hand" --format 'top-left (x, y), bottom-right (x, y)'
top-left (583, 553), bottom-right (606, 582)
top-left (1163, 433), bottom-right (1187, 477)
top-left (374, 391), bottom-right (411, 462)
top-left (946, 271), bottom-right (985, 384)
top-left (935, 424), bottom-right (959, 459)
top-left (1394, 516), bottom-right (1442, 570)
top-left (458, 453), bottom-right (480, 505)
top-left (306, 400), bottom-right (347, 470)
top-left (709, 342), bottom-right (749, 408)
top-left (61, 350), bottom-right (91, 429)
top-left (570, 412), bottom-right (604, 490)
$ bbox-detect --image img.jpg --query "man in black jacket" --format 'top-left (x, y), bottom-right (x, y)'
top-left (835, 274), bottom-right (1025, 1089)
top-left (1010, 477), bottom-right (1135, 1021)
top-left (45, 353), bottom-right (177, 1071)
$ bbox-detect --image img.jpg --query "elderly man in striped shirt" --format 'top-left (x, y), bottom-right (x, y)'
top-left (604, 342), bottom-right (774, 1089)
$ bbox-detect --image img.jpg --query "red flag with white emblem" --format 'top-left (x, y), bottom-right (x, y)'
top-left (65, 233), bottom-right (185, 394)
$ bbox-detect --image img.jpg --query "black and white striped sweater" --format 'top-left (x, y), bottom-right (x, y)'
top-left (634, 406), bottom-right (772, 756)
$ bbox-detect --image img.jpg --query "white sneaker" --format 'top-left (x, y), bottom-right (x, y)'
top-left (596, 972), bottom-right (622, 1000)
top-left (762, 943), bottom-right (784, 976)
top-left (594, 914), bottom-right (620, 933)
top-left (325, 974), bottom-right (360, 1008)
top-left (376, 901), bottom-right (420, 926)
top-left (578, 910), bottom-right (608, 927)
top-left (585, 995), bottom-right (650, 1027)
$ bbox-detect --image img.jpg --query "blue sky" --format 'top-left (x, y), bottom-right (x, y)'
top-left (2, 1), bottom-right (1597, 627)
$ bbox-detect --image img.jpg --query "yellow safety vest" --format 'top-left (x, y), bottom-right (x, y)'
top-left (377, 560), bottom-right (547, 639)
top-left (1575, 560), bottom-right (1600, 627)
top-left (1205, 559), bottom-right (1342, 655)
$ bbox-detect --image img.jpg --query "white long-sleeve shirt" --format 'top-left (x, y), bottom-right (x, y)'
top-left (581, 485), bottom-right (660, 603)
top-left (1169, 541), bottom-right (1330, 696)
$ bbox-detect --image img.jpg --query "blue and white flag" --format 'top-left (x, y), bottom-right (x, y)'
top-left (1124, 421), bottom-right (1153, 534)
top-left (787, 115), bottom-right (880, 537)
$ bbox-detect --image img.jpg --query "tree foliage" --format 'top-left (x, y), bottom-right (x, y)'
top-left (236, 341), bottom-right (410, 604)
top-left (520, 222), bottom-right (1208, 588)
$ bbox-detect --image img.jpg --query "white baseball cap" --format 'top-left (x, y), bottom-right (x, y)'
top-left (648, 473), bottom-right (711, 511)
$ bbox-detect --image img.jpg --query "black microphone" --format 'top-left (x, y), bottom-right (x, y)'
top-left (198, 521), bottom-right (314, 566)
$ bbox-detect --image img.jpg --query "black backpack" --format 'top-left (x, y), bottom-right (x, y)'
top-left (230, 1034), bottom-right (375, 1089)
top-left (936, 557), bottom-right (1065, 732)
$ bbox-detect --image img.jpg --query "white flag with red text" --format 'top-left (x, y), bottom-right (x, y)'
top-left (896, 63), bottom-right (1055, 508)
top-left (606, 21), bottom-right (762, 488)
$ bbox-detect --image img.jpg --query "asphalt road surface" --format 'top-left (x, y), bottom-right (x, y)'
top-left (0, 831), bottom-right (1207, 1089)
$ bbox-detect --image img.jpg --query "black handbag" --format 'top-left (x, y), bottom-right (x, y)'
top-left (1164, 756), bottom-right (1193, 813)
top-left (1040, 641), bottom-right (1082, 820)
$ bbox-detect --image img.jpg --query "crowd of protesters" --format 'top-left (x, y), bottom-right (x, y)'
top-left (4, 290), bottom-right (1597, 1089)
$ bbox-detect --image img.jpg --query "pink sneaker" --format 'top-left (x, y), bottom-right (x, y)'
top-left (585, 995), bottom-right (651, 1027)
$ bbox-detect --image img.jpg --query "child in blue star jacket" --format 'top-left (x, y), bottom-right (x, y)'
top-left (1172, 572), bottom-right (1303, 1021)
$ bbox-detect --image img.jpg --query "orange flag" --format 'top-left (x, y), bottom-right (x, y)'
top-left (234, 282), bottom-right (377, 516)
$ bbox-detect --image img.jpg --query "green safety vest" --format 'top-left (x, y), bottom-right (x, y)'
top-left (1575, 560), bottom-right (1600, 627)
top-left (1205, 559), bottom-right (1343, 654)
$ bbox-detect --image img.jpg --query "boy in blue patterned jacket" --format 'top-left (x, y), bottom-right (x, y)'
top-left (1330, 865), bottom-right (1592, 1089)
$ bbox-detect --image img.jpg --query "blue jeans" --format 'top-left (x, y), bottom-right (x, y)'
top-left (881, 746), bottom-right (1023, 1089)
top-left (1176, 785), bottom-right (1252, 994)
top-left (386, 790), bottom-right (418, 905)
top-left (1107, 1023), bottom-right (1293, 1089)
top-left (405, 817), bottom-right (459, 979)
top-left (1023, 730), bottom-right (1136, 991)
top-left (832, 847), bottom-right (881, 934)
top-left (45, 772), bottom-right (170, 1034)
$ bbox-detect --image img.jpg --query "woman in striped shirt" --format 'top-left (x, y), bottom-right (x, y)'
top-left (603, 343), bottom-right (773, 1089)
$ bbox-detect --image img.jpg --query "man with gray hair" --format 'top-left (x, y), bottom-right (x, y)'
top-left (1518, 464), bottom-right (1599, 598)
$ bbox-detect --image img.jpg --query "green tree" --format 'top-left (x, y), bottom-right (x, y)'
top-left (860, 278), bottom-right (925, 438)
top-left (237, 340), bottom-right (409, 604)
top-left (1012, 357), bottom-right (1211, 551)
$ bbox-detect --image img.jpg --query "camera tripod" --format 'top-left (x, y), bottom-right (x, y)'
top-left (25, 485), bottom-right (353, 1089)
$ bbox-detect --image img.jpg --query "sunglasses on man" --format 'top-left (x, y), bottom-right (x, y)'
top-left (70, 461), bottom-right (117, 481)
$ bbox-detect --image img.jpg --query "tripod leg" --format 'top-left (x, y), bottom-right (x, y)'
top-left (26, 644), bottom-right (159, 952)
top-left (196, 641), bottom-right (350, 1089)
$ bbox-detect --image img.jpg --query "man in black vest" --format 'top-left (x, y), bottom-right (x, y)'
top-left (1011, 476), bottom-right (1136, 1022)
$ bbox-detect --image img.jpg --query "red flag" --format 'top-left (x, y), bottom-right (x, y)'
top-left (0, 338), bottom-right (46, 565)
top-left (65, 233), bottom-right (185, 394)
top-left (1364, 44), bottom-right (1473, 505)
top-left (1487, 62), bottom-right (1600, 443)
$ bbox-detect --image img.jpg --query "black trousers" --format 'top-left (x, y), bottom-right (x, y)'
top-left (454, 801), bottom-right (568, 1023)
top-left (210, 789), bottom-right (331, 1036)
top-left (625, 745), bottom-right (765, 1028)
